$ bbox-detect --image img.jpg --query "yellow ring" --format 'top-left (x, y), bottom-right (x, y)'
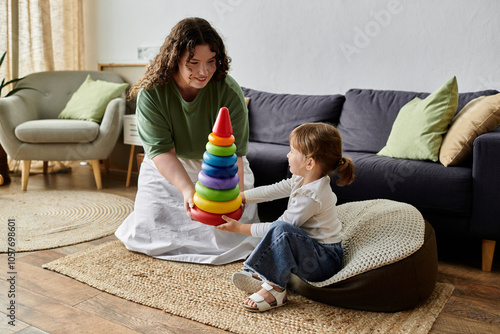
top-left (193, 193), bottom-right (242, 214)
top-left (208, 132), bottom-right (235, 147)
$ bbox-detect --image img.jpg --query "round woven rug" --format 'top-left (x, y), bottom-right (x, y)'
top-left (0, 190), bottom-right (134, 252)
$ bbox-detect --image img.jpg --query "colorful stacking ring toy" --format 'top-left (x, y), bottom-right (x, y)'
top-left (195, 182), bottom-right (240, 202)
top-left (208, 132), bottom-right (235, 147)
top-left (198, 171), bottom-right (239, 190)
top-left (191, 206), bottom-right (243, 226)
top-left (206, 142), bottom-right (236, 156)
top-left (202, 152), bottom-right (237, 167)
top-left (193, 107), bottom-right (243, 226)
top-left (193, 193), bottom-right (242, 214)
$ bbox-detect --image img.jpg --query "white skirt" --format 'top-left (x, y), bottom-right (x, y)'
top-left (115, 155), bottom-right (261, 265)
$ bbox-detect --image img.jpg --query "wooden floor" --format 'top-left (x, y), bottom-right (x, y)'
top-left (0, 163), bottom-right (499, 334)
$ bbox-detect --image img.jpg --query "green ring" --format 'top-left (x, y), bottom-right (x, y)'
top-left (195, 182), bottom-right (240, 202)
top-left (206, 142), bottom-right (236, 157)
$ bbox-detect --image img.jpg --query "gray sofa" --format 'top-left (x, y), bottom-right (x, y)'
top-left (242, 86), bottom-right (500, 271)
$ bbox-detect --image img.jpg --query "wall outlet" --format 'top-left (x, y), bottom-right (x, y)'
top-left (138, 47), bottom-right (160, 61)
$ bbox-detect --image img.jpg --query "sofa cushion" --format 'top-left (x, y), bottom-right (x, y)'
top-left (338, 88), bottom-right (500, 153)
top-left (377, 76), bottom-right (459, 162)
top-left (247, 142), bottom-right (290, 187)
top-left (331, 152), bottom-right (472, 215)
top-left (241, 87), bottom-right (345, 146)
top-left (15, 119), bottom-right (100, 143)
top-left (440, 93), bottom-right (500, 166)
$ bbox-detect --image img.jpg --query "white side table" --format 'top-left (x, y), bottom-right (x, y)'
top-left (123, 114), bottom-right (143, 187)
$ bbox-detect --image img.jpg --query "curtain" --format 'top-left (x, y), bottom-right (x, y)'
top-left (1, 0), bottom-right (84, 172)
top-left (0, 0), bottom-right (84, 89)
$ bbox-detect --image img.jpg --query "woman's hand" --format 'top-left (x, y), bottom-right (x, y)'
top-left (240, 191), bottom-right (246, 204)
top-left (215, 215), bottom-right (251, 235)
top-left (183, 188), bottom-right (195, 220)
top-left (152, 150), bottom-right (197, 220)
top-left (239, 192), bottom-right (246, 214)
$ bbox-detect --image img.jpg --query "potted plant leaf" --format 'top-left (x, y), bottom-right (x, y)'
top-left (0, 51), bottom-right (39, 185)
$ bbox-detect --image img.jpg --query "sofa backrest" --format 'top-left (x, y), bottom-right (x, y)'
top-left (242, 87), bottom-right (345, 146)
top-left (338, 88), bottom-right (500, 153)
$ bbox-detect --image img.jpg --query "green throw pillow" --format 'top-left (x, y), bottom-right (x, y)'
top-left (377, 76), bottom-right (459, 162)
top-left (58, 75), bottom-right (128, 123)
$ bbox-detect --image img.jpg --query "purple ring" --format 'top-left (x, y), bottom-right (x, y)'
top-left (198, 171), bottom-right (240, 190)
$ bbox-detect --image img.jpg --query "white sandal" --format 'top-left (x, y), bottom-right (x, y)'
top-left (243, 282), bottom-right (287, 313)
top-left (232, 271), bottom-right (262, 293)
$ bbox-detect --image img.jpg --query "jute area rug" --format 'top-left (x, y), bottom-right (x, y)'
top-left (0, 191), bottom-right (133, 252)
top-left (43, 240), bottom-right (454, 334)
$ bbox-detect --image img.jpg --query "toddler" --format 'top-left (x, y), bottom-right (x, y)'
top-left (216, 122), bottom-right (355, 312)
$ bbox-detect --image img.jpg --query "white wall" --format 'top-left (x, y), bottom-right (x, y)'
top-left (84, 0), bottom-right (500, 95)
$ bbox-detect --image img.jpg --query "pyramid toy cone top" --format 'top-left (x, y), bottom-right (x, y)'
top-left (212, 107), bottom-right (233, 137)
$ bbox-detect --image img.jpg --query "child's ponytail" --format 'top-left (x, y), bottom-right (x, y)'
top-left (335, 156), bottom-right (355, 186)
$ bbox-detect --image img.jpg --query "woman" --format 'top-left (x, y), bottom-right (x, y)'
top-left (115, 17), bottom-right (260, 264)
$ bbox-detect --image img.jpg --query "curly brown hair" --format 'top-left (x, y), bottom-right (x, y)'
top-left (128, 17), bottom-right (231, 99)
top-left (289, 123), bottom-right (355, 186)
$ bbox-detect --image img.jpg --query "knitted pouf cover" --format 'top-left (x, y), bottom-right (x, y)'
top-left (289, 199), bottom-right (438, 312)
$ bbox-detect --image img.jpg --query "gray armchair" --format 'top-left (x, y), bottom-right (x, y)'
top-left (0, 70), bottom-right (126, 190)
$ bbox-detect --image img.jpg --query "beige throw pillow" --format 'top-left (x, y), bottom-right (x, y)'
top-left (439, 93), bottom-right (500, 166)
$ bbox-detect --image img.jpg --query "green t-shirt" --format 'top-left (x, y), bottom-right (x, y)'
top-left (136, 75), bottom-right (249, 160)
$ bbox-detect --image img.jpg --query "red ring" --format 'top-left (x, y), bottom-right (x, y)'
top-left (191, 206), bottom-right (243, 226)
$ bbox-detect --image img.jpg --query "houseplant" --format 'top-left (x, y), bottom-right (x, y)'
top-left (0, 51), bottom-right (38, 185)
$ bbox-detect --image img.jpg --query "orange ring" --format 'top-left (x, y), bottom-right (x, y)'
top-left (208, 132), bottom-right (235, 147)
top-left (193, 193), bottom-right (242, 214)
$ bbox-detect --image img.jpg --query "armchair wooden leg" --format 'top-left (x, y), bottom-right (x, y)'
top-left (91, 160), bottom-right (102, 190)
top-left (43, 161), bottom-right (49, 174)
top-left (21, 160), bottom-right (31, 191)
top-left (482, 239), bottom-right (496, 272)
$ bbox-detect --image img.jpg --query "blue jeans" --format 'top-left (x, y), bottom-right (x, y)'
top-left (243, 221), bottom-right (343, 290)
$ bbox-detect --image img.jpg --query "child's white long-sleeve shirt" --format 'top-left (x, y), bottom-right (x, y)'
top-left (244, 175), bottom-right (342, 244)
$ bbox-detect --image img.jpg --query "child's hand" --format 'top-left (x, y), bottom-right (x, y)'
top-left (216, 216), bottom-right (251, 235)
top-left (215, 216), bottom-right (241, 232)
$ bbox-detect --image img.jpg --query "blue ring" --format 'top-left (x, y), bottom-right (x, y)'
top-left (203, 151), bottom-right (237, 167)
top-left (201, 162), bottom-right (238, 178)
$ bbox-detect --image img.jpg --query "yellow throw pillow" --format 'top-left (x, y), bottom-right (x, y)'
top-left (439, 93), bottom-right (500, 166)
top-left (58, 75), bottom-right (129, 123)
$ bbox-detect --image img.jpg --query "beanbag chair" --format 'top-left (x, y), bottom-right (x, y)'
top-left (289, 199), bottom-right (438, 312)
